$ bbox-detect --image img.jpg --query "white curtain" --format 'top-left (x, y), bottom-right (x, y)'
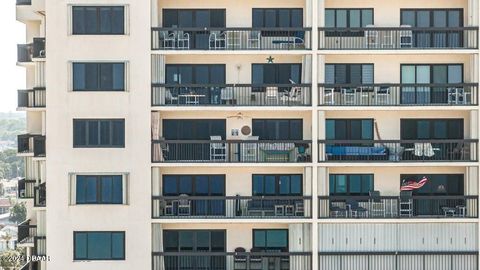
top-left (302, 55), bottom-right (312, 105)
top-left (152, 224), bottom-right (165, 270)
top-left (152, 111), bottom-right (162, 161)
top-left (152, 168), bottom-right (162, 217)
top-left (68, 173), bottom-right (76, 205)
top-left (35, 62), bottom-right (46, 88)
top-left (152, 55), bottom-right (166, 104)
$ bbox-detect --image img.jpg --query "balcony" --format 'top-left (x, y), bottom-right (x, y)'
top-left (318, 27), bottom-right (478, 50)
top-left (152, 140), bottom-right (312, 163)
top-left (17, 38), bottom-right (45, 63)
top-left (152, 252), bottom-right (312, 270)
top-left (318, 195), bottom-right (478, 219)
top-left (17, 134), bottom-right (46, 158)
top-left (17, 88), bottom-right (46, 109)
top-left (17, 178), bottom-right (35, 199)
top-left (152, 196), bottom-right (311, 219)
top-left (318, 83), bottom-right (478, 106)
top-left (152, 28), bottom-right (312, 50)
top-left (318, 252), bottom-right (478, 270)
top-left (152, 84), bottom-right (312, 107)
top-left (34, 182), bottom-right (46, 207)
top-left (17, 219), bottom-right (36, 246)
top-left (318, 139), bottom-right (478, 162)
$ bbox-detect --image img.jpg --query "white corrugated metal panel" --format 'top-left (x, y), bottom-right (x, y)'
top-left (453, 254), bottom-right (478, 270)
top-left (398, 223), bottom-right (477, 251)
top-left (319, 223), bottom-right (397, 252)
top-left (320, 223), bottom-right (478, 252)
top-left (397, 255), bottom-right (425, 270)
top-left (424, 255), bottom-right (451, 270)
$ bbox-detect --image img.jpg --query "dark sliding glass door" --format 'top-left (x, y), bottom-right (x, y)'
top-left (163, 175), bottom-right (226, 216)
top-left (401, 9), bottom-right (464, 48)
top-left (400, 64), bottom-right (463, 104)
top-left (163, 9), bottom-right (226, 49)
top-left (163, 119), bottom-right (226, 161)
top-left (401, 174), bottom-right (464, 216)
top-left (163, 230), bottom-right (226, 270)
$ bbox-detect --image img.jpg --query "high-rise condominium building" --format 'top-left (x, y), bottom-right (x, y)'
top-left (15, 0), bottom-right (480, 269)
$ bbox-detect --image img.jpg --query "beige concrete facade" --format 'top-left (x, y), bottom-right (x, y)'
top-left (15, 0), bottom-right (480, 269)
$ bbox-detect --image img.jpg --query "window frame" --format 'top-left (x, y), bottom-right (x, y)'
top-left (73, 119), bottom-right (125, 148)
top-left (252, 229), bottom-right (289, 251)
top-left (252, 174), bottom-right (303, 196)
top-left (252, 119), bottom-right (303, 140)
top-left (325, 63), bottom-right (374, 85)
top-left (329, 174), bottom-right (374, 196)
top-left (162, 175), bottom-right (226, 196)
top-left (325, 118), bottom-right (374, 141)
top-left (251, 63), bottom-right (302, 85)
top-left (400, 174), bottom-right (464, 195)
top-left (72, 62), bottom-right (126, 92)
top-left (162, 119), bottom-right (226, 140)
top-left (400, 118), bottom-right (464, 140)
top-left (72, 6), bottom-right (126, 35)
top-left (325, 8), bottom-right (374, 28)
top-left (73, 231), bottom-right (125, 261)
top-left (252, 8), bottom-right (304, 28)
top-left (162, 230), bottom-right (226, 252)
top-left (165, 64), bottom-right (226, 84)
top-left (400, 64), bottom-right (464, 84)
top-left (76, 175), bottom-right (124, 204)
top-left (400, 8), bottom-right (464, 27)
top-left (162, 9), bottom-right (226, 28)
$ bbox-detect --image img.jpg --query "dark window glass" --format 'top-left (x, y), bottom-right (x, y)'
top-left (163, 230), bottom-right (225, 252)
top-left (252, 119), bottom-right (302, 140)
top-left (400, 9), bottom-right (463, 27)
top-left (72, 6), bottom-right (125, 35)
top-left (74, 232), bottom-right (125, 260)
top-left (162, 175), bottom-right (225, 196)
top-left (73, 63), bottom-right (125, 91)
top-left (251, 64), bottom-right (302, 85)
top-left (162, 120), bottom-right (226, 140)
top-left (252, 174), bottom-right (302, 196)
top-left (252, 9), bottom-right (303, 28)
top-left (400, 174), bottom-right (464, 195)
top-left (329, 174), bottom-right (374, 195)
top-left (325, 119), bottom-right (374, 140)
top-left (162, 9), bottom-right (226, 28)
top-left (400, 119), bottom-right (464, 140)
top-left (325, 64), bottom-right (374, 84)
top-left (325, 9), bottom-right (374, 37)
top-left (73, 119), bottom-right (125, 147)
top-left (76, 175), bottom-right (123, 204)
top-left (253, 229), bottom-right (288, 251)
top-left (165, 64), bottom-right (226, 84)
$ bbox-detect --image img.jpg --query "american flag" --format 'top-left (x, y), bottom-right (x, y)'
top-left (400, 176), bottom-right (428, 191)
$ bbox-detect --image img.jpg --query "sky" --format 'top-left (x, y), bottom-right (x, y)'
top-left (0, 0), bottom-right (26, 113)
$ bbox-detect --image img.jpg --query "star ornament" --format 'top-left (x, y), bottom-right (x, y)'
top-left (266, 56), bottom-right (274, 63)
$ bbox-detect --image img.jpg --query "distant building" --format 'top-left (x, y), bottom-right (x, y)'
top-left (0, 198), bottom-right (11, 215)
